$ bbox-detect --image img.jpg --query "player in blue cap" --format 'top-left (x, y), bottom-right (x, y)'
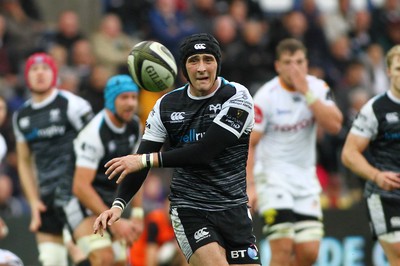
top-left (67, 74), bottom-right (144, 265)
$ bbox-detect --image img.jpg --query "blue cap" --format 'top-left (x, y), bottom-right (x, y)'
top-left (104, 74), bottom-right (139, 113)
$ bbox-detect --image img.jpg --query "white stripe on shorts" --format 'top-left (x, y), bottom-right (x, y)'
top-left (170, 207), bottom-right (192, 260)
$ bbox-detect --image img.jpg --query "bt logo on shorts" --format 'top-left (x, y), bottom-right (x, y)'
top-left (194, 227), bottom-right (210, 242)
top-left (231, 245), bottom-right (259, 260)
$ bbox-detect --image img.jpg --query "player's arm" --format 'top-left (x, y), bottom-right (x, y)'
top-left (307, 98), bottom-right (343, 135)
top-left (16, 141), bottom-right (39, 205)
top-left (246, 130), bottom-right (263, 210)
top-left (341, 133), bottom-right (400, 190)
top-left (289, 65), bottom-right (343, 134)
top-left (341, 133), bottom-right (376, 181)
top-left (72, 166), bottom-right (110, 215)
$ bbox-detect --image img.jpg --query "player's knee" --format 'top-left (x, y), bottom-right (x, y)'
top-left (77, 233), bottom-right (114, 265)
top-left (38, 242), bottom-right (68, 266)
top-left (294, 220), bottom-right (324, 243)
top-left (265, 222), bottom-right (295, 240)
top-left (112, 239), bottom-right (127, 263)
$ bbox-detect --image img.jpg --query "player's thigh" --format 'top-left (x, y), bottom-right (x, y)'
top-left (170, 207), bottom-right (221, 263)
top-left (367, 194), bottom-right (400, 239)
top-left (73, 216), bottom-right (97, 239)
top-left (189, 242), bottom-right (228, 266)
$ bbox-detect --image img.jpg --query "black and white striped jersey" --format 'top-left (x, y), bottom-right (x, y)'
top-left (13, 89), bottom-right (93, 206)
top-left (73, 110), bottom-right (141, 206)
top-left (143, 77), bottom-right (254, 211)
top-left (350, 90), bottom-right (400, 198)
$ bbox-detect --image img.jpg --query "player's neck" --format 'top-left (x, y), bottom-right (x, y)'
top-left (106, 109), bottom-right (125, 128)
top-left (31, 87), bottom-right (56, 103)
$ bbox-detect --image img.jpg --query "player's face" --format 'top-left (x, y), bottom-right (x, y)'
top-left (275, 50), bottom-right (308, 88)
top-left (114, 92), bottom-right (138, 122)
top-left (28, 63), bottom-right (54, 93)
top-left (186, 54), bottom-right (218, 96)
top-left (388, 55), bottom-right (400, 95)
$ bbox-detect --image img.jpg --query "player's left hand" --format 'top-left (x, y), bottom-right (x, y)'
top-left (105, 154), bottom-right (143, 184)
top-left (93, 207), bottom-right (122, 236)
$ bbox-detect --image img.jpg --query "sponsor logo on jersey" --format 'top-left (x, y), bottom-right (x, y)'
top-left (209, 104), bottom-right (221, 114)
top-left (386, 112), bottom-right (399, 123)
top-left (220, 107), bottom-right (248, 133)
top-left (170, 112), bottom-right (185, 122)
top-left (26, 125), bottom-right (66, 140)
top-left (178, 129), bottom-right (205, 143)
top-left (19, 117), bottom-right (30, 129)
top-left (194, 227), bottom-right (210, 242)
top-left (108, 140), bottom-right (116, 152)
top-left (49, 108), bottom-right (61, 122)
top-left (384, 132), bottom-right (400, 140)
top-left (273, 118), bottom-right (313, 132)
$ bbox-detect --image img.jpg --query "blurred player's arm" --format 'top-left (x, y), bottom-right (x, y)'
top-left (342, 133), bottom-right (400, 191)
top-left (246, 130), bottom-right (263, 211)
top-left (16, 141), bottom-right (46, 231)
top-left (72, 166), bottom-right (109, 215)
top-left (16, 141), bottom-right (38, 203)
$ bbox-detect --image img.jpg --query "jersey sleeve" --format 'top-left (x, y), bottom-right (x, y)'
top-left (73, 118), bottom-right (105, 169)
top-left (12, 111), bottom-right (26, 143)
top-left (142, 98), bottom-right (167, 143)
top-left (64, 91), bottom-right (94, 131)
top-left (132, 115), bottom-right (143, 153)
top-left (213, 82), bottom-right (254, 138)
top-left (349, 100), bottom-right (378, 139)
top-left (310, 77), bottom-right (336, 106)
top-left (252, 86), bottom-right (269, 133)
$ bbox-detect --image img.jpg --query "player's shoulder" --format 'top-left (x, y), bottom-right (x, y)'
top-left (58, 89), bottom-right (90, 105)
top-left (307, 75), bottom-right (330, 91)
top-left (253, 76), bottom-right (280, 98)
top-left (78, 111), bottom-right (104, 137)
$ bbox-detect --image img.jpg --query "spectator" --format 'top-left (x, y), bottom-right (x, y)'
top-left (147, 0), bottom-right (198, 59)
top-left (90, 13), bottom-right (139, 75)
top-left (79, 64), bottom-right (112, 114)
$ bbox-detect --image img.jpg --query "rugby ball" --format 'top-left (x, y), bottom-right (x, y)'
top-left (127, 41), bottom-right (177, 92)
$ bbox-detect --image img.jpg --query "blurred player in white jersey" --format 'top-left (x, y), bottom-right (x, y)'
top-left (247, 38), bottom-right (343, 266)
top-left (342, 45), bottom-right (400, 265)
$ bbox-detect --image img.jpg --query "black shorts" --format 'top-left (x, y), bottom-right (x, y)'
top-left (170, 203), bottom-right (261, 264)
top-left (367, 193), bottom-right (400, 238)
top-left (38, 193), bottom-right (65, 235)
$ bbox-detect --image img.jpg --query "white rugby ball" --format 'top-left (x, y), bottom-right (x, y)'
top-left (127, 41), bottom-right (177, 92)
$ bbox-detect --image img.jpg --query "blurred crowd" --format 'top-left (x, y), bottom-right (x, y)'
top-left (0, 0), bottom-right (399, 222)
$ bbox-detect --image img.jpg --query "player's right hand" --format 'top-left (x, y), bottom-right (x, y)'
top-left (375, 171), bottom-right (400, 191)
top-left (93, 207), bottom-right (122, 236)
top-left (110, 218), bottom-right (140, 246)
top-left (30, 200), bottom-right (46, 232)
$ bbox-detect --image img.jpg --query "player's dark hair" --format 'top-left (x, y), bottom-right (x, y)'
top-left (276, 38), bottom-right (308, 59)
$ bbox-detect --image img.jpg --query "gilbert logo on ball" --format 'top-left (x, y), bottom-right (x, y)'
top-left (127, 41), bottom-right (177, 92)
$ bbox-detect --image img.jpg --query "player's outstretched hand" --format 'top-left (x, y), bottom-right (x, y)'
top-left (105, 154), bottom-right (144, 184)
top-left (93, 207), bottom-right (122, 236)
